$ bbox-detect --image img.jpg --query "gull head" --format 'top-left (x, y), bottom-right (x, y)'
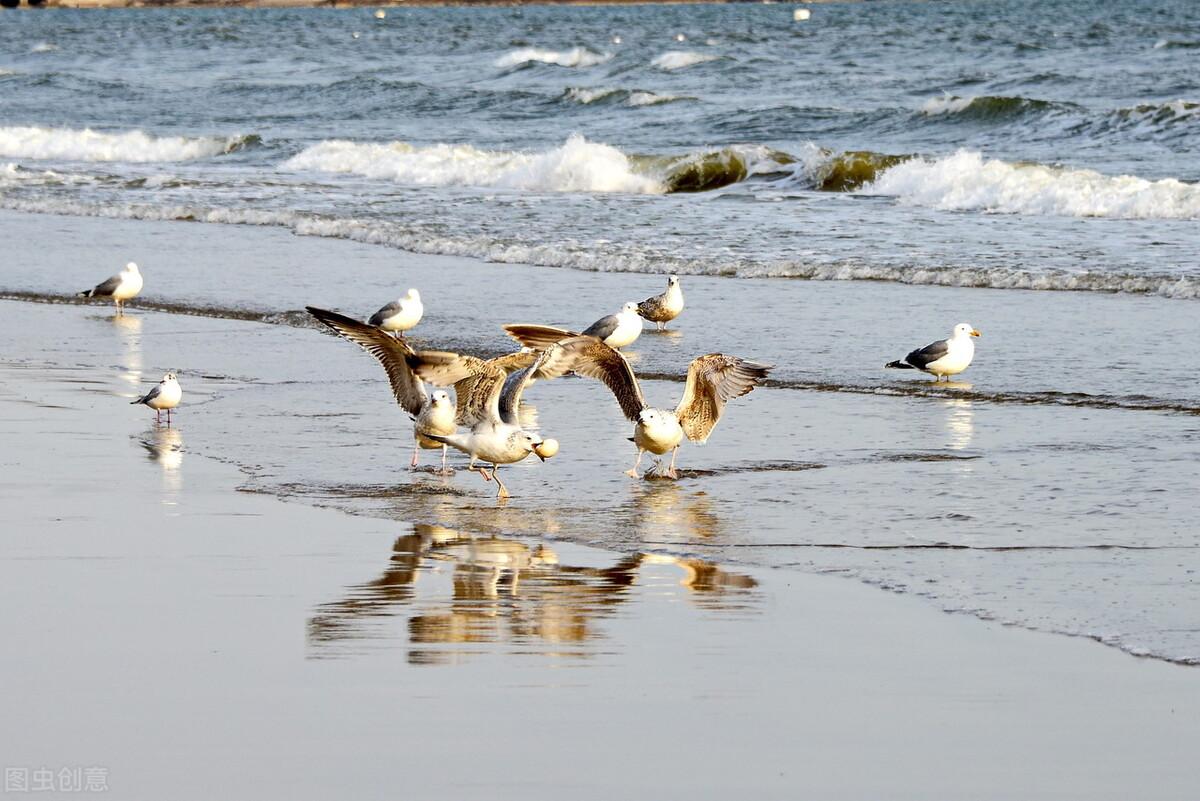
top-left (407, 288), bottom-right (421, 302)
top-left (621, 302), bottom-right (639, 315)
top-left (431, 390), bottom-right (451, 407)
top-left (668, 275), bottom-right (679, 287)
top-left (954, 322), bottom-right (981, 338)
top-left (125, 262), bottom-right (140, 274)
top-left (162, 371), bottom-right (177, 383)
top-left (520, 432), bottom-right (548, 461)
top-left (533, 438), bottom-right (559, 460)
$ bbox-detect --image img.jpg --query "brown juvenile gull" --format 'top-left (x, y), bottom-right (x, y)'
top-left (636, 275), bottom-right (684, 330)
top-left (306, 306), bottom-right (457, 473)
top-left (505, 326), bottom-right (771, 479)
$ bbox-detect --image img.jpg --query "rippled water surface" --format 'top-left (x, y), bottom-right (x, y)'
top-left (2, 0), bottom-right (1199, 293)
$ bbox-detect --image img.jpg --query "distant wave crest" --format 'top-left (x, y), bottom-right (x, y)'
top-left (494, 47), bottom-right (611, 69)
top-left (651, 51), bottom-right (719, 71)
top-left (0, 126), bottom-right (255, 163)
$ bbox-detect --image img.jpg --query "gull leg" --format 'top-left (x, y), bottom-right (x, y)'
top-left (410, 442), bottom-right (420, 469)
top-left (624, 448), bottom-right (644, 478)
top-left (666, 447), bottom-right (679, 480)
top-left (492, 466), bottom-right (510, 499)
top-left (439, 444), bottom-right (451, 476)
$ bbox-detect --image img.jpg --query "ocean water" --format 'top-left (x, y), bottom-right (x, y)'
top-left (1, 2), bottom-right (1199, 666)
top-left (2, 1), bottom-right (1199, 293)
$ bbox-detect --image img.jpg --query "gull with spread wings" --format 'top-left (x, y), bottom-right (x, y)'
top-left (505, 325), bottom-right (771, 479)
top-left (306, 306), bottom-right (459, 473)
top-left (406, 339), bottom-right (602, 497)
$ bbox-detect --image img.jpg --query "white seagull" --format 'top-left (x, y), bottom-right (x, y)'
top-left (636, 275), bottom-right (685, 330)
top-left (368, 289), bottom-right (423, 336)
top-left (307, 306), bottom-right (457, 473)
top-left (506, 301), bottom-right (643, 350)
top-left (506, 326), bottom-right (771, 478)
top-left (886, 322), bottom-right (981, 381)
top-left (406, 341), bottom-right (600, 498)
top-left (131, 371), bottom-right (182, 425)
top-left (80, 262), bottom-right (143, 315)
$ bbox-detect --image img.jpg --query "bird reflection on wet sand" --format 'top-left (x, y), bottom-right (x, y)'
top-left (308, 524), bottom-right (758, 663)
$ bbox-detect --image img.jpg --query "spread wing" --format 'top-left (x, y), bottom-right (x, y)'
top-left (552, 334), bottom-right (648, 422)
top-left (581, 314), bottom-right (619, 341)
top-left (502, 324), bottom-right (579, 351)
top-left (305, 306), bottom-right (427, 416)
top-left (89, 274), bottom-right (123, 297)
top-left (904, 338), bottom-right (950, 370)
top-left (495, 337), bottom-right (599, 425)
top-left (408, 349), bottom-right (543, 427)
top-left (675, 354), bottom-right (772, 443)
top-left (367, 299), bottom-right (403, 327)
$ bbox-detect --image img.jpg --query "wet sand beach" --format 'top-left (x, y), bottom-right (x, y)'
top-left (2, 210), bottom-right (1200, 798)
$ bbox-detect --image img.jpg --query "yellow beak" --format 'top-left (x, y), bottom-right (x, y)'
top-left (970, 329), bottom-right (981, 337)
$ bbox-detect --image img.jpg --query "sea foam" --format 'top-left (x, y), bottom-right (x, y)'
top-left (281, 134), bottom-right (665, 194)
top-left (494, 47), bottom-right (611, 69)
top-left (0, 126), bottom-right (250, 163)
top-left (865, 150), bottom-right (1200, 220)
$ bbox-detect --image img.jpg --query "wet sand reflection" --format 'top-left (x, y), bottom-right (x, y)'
top-left (308, 524), bottom-right (758, 663)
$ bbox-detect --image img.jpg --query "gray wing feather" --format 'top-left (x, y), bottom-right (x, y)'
top-left (905, 339), bottom-right (950, 370)
top-left (132, 383), bottom-right (161, 405)
top-left (368, 300), bottom-right (403, 327)
top-left (88, 275), bottom-right (122, 297)
top-left (305, 306), bottom-right (428, 416)
top-left (582, 314), bottom-right (619, 341)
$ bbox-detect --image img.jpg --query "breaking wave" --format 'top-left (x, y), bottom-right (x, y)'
top-left (563, 87), bottom-right (691, 107)
top-left (864, 149), bottom-right (1200, 219)
top-left (651, 51), bottom-right (719, 71)
top-left (282, 134), bottom-right (663, 194)
top-left (920, 93), bottom-right (1071, 120)
top-left (0, 126), bottom-right (256, 163)
top-left (494, 47), bottom-right (611, 69)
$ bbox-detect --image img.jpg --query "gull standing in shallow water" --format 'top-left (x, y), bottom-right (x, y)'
top-left (368, 289), bottom-right (423, 336)
top-left (506, 302), bottom-right (644, 350)
top-left (886, 323), bottom-right (981, 381)
top-left (79, 262), bottom-right (142, 315)
top-left (405, 340), bottom-right (601, 498)
top-left (505, 326), bottom-right (771, 479)
top-left (306, 307), bottom-right (456, 473)
top-left (131, 371), bottom-right (182, 425)
top-left (636, 275), bottom-right (685, 330)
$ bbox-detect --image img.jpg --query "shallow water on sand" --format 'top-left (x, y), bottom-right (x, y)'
top-left (3, 212), bottom-right (1197, 666)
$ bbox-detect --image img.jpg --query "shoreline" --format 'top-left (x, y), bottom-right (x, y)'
top-left (2, 306), bottom-right (1199, 799)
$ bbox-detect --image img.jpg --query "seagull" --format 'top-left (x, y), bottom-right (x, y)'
top-left (505, 326), bottom-right (771, 478)
top-left (886, 323), bottom-right (981, 381)
top-left (79, 262), bottom-right (142, 315)
top-left (636, 275), bottom-right (684, 330)
top-left (406, 341), bottom-right (598, 498)
top-left (368, 289), bottom-right (423, 336)
top-left (131, 371), bottom-right (182, 425)
top-left (306, 306), bottom-right (457, 473)
top-left (505, 302), bottom-right (643, 350)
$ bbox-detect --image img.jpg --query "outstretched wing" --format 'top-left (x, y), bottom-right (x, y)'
top-left (495, 337), bottom-right (600, 425)
top-left (674, 354), bottom-right (772, 443)
top-left (502, 324), bottom-right (579, 351)
top-left (305, 306), bottom-right (427, 416)
top-left (408, 349), bottom-right (540, 427)
top-left (550, 334), bottom-right (648, 422)
top-left (904, 339), bottom-right (950, 370)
